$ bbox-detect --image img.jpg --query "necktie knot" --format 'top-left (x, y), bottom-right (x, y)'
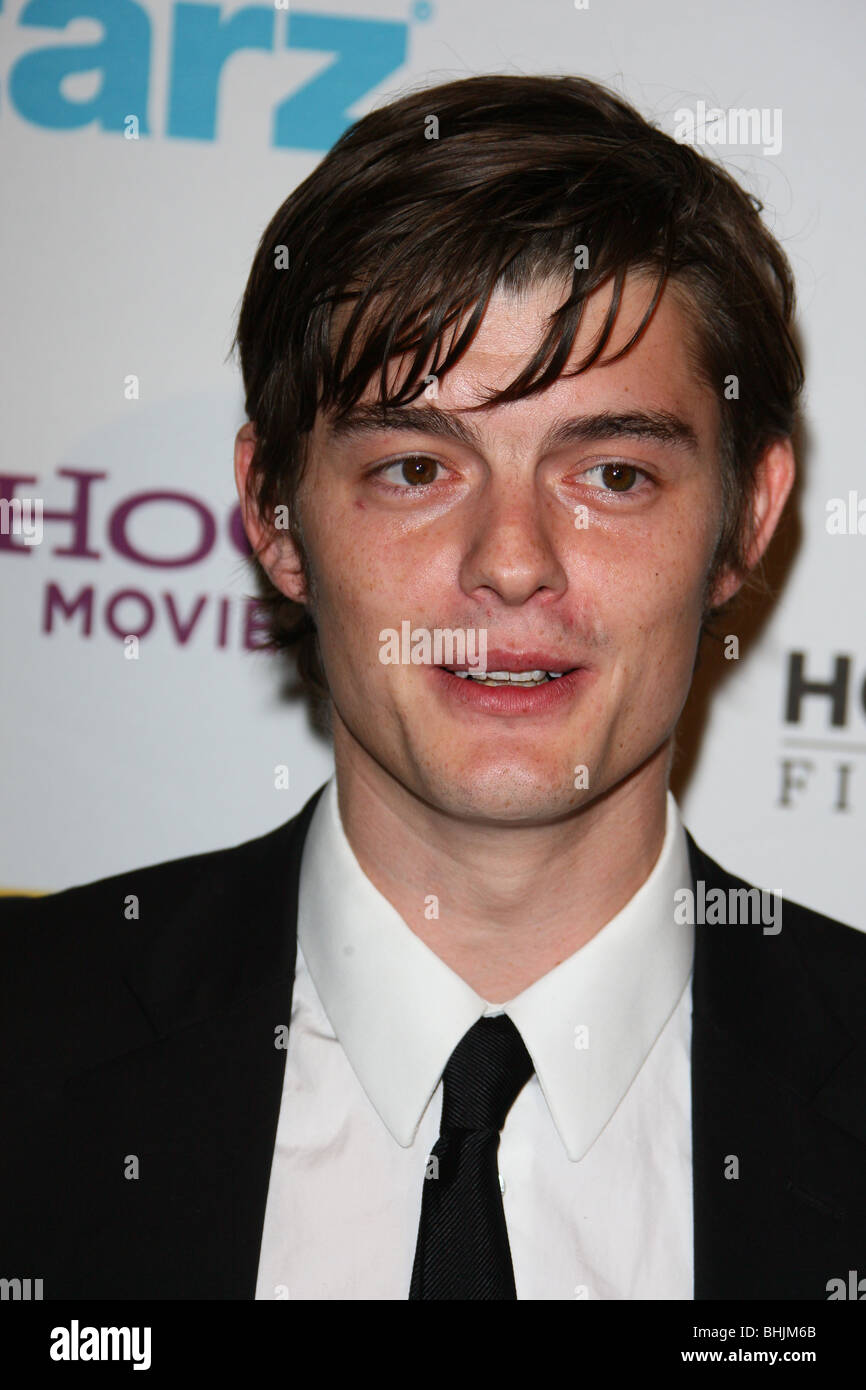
top-left (439, 1014), bottom-right (534, 1133)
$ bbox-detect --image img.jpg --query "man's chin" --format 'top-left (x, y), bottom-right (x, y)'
top-left (413, 764), bottom-right (595, 826)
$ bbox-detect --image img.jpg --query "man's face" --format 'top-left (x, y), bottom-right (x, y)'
top-left (273, 275), bottom-right (731, 824)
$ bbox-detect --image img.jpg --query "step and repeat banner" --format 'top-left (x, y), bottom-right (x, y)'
top-left (1, 0), bottom-right (863, 930)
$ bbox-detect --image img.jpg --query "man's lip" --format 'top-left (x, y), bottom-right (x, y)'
top-left (440, 650), bottom-right (580, 673)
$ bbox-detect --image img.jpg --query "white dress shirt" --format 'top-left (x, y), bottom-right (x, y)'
top-left (255, 777), bottom-right (695, 1300)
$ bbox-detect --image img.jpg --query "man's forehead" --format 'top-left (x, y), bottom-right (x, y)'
top-left (470, 270), bottom-right (658, 352)
top-left (318, 270), bottom-right (712, 448)
top-left (328, 266), bottom-right (661, 377)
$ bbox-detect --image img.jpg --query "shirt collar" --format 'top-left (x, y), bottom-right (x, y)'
top-left (297, 777), bottom-right (694, 1160)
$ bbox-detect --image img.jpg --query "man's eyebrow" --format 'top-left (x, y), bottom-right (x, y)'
top-left (326, 403), bottom-right (700, 454)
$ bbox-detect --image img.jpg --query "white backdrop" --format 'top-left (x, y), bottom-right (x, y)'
top-left (1, 0), bottom-right (864, 932)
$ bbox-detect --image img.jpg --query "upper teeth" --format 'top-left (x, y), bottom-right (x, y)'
top-left (450, 669), bottom-right (565, 684)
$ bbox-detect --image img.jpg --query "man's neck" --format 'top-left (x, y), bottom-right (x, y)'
top-left (331, 737), bottom-right (672, 1003)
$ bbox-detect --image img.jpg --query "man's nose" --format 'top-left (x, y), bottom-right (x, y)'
top-left (457, 481), bottom-right (569, 606)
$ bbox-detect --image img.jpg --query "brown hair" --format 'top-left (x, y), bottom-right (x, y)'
top-left (231, 74), bottom-right (804, 709)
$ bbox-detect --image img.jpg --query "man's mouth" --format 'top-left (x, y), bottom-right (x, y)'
top-left (430, 654), bottom-right (591, 714)
top-left (443, 668), bottom-right (575, 687)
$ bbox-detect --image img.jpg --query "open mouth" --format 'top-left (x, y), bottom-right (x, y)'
top-left (441, 668), bottom-right (578, 687)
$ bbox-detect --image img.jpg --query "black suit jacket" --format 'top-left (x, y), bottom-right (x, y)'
top-left (1, 783), bottom-right (865, 1300)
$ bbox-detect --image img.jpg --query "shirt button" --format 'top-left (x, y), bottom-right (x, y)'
top-left (498, 1171), bottom-right (506, 1194)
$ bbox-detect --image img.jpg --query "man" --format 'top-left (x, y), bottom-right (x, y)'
top-left (2, 74), bottom-right (864, 1302)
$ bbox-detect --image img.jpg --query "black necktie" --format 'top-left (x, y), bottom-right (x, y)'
top-left (409, 1013), bottom-right (535, 1300)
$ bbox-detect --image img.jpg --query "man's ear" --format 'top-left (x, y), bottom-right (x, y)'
top-left (233, 421), bottom-right (309, 606)
top-left (707, 436), bottom-right (796, 609)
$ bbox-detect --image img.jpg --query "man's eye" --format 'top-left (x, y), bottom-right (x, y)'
top-left (582, 463), bottom-right (649, 493)
top-left (376, 456), bottom-right (444, 487)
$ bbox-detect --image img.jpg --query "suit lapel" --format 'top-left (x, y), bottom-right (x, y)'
top-left (687, 833), bottom-right (866, 1299)
top-left (107, 784), bottom-right (326, 1298)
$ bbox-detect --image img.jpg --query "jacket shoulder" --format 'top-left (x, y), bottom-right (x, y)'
top-left (688, 832), bottom-right (866, 1034)
top-left (689, 831), bottom-right (864, 947)
top-left (0, 804), bottom-right (313, 1066)
top-left (1, 814), bottom-right (294, 944)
